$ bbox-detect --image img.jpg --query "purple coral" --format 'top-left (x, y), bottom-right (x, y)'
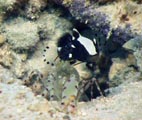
top-left (109, 25), bottom-right (135, 45)
top-left (51, 0), bottom-right (136, 46)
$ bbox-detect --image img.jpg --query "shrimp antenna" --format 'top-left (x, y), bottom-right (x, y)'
top-left (54, 55), bottom-right (59, 62)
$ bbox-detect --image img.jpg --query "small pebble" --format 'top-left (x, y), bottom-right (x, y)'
top-left (0, 35), bottom-right (5, 45)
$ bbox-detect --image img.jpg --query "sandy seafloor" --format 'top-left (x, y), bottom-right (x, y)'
top-left (0, 81), bottom-right (142, 120)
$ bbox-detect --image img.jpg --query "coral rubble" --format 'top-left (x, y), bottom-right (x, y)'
top-left (0, 45), bottom-right (14, 68)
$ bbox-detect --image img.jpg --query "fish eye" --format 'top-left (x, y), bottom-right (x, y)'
top-left (58, 33), bottom-right (72, 47)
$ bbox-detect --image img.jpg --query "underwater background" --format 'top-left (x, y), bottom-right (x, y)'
top-left (0, 0), bottom-right (142, 119)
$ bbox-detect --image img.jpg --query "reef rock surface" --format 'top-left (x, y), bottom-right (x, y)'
top-left (0, 0), bottom-right (142, 120)
top-left (0, 80), bottom-right (142, 120)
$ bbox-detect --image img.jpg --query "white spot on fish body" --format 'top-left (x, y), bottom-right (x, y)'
top-left (69, 53), bottom-right (72, 58)
top-left (71, 44), bottom-right (76, 48)
top-left (57, 47), bottom-right (62, 51)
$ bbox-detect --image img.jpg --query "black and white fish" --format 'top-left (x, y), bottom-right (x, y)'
top-left (57, 28), bottom-right (98, 64)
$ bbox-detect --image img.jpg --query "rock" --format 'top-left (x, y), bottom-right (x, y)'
top-left (109, 49), bottom-right (138, 87)
top-left (123, 36), bottom-right (142, 71)
top-left (123, 36), bottom-right (142, 51)
top-left (27, 98), bottom-right (49, 112)
top-left (3, 17), bottom-right (39, 50)
top-left (0, 65), bottom-right (16, 84)
top-left (0, 34), bottom-right (5, 45)
top-left (0, 45), bottom-right (14, 68)
top-left (0, 0), bottom-right (28, 16)
top-left (77, 81), bottom-right (142, 120)
top-left (109, 62), bottom-right (127, 81)
top-left (25, 0), bottom-right (48, 20)
top-left (36, 11), bottom-right (72, 41)
top-left (74, 63), bottom-right (93, 80)
top-left (108, 62), bottom-right (139, 87)
top-left (0, 0), bottom-right (17, 14)
top-left (0, 82), bottom-right (53, 119)
top-left (107, 34), bottom-right (141, 87)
